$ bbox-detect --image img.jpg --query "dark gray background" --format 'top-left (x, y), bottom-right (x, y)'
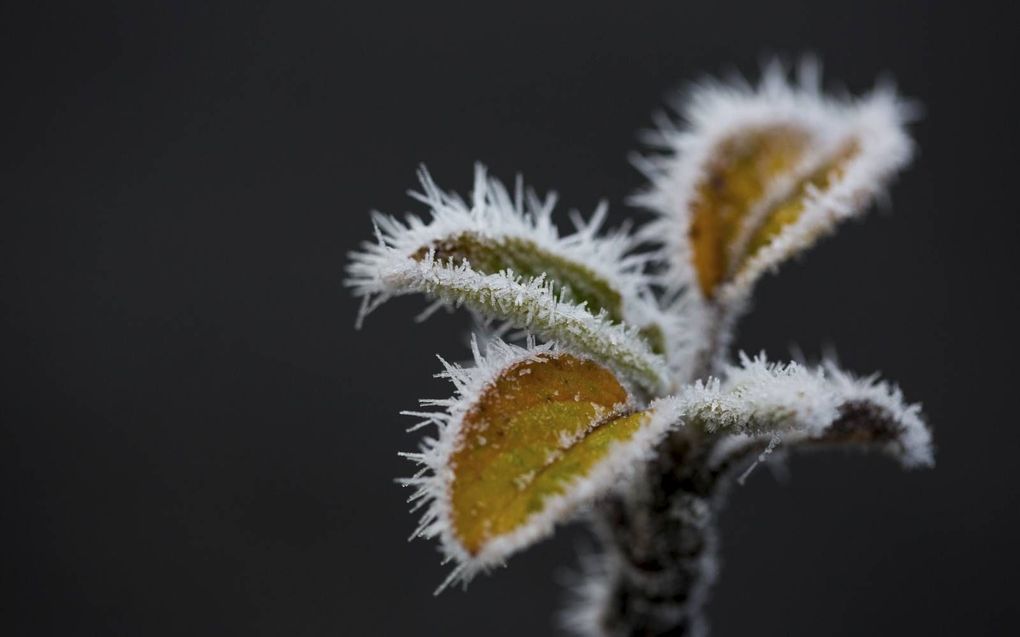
top-left (3, 1), bottom-right (1016, 635)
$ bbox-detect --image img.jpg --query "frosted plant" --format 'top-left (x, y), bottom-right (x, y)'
top-left (345, 61), bottom-right (932, 636)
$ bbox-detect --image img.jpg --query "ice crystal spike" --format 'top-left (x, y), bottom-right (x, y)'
top-left (400, 338), bottom-right (678, 588)
top-left (634, 60), bottom-right (914, 312)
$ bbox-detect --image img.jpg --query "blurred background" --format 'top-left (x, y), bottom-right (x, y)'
top-left (3, 1), bottom-right (1017, 635)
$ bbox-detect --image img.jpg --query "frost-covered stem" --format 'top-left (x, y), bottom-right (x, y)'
top-left (592, 430), bottom-right (719, 637)
top-left (593, 427), bottom-right (775, 636)
top-left (587, 309), bottom-right (728, 637)
top-left (589, 395), bottom-right (922, 636)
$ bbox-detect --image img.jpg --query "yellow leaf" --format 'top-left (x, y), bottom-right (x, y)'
top-left (645, 73), bottom-right (914, 307)
top-left (689, 126), bottom-right (810, 298)
top-left (740, 140), bottom-right (860, 263)
top-left (447, 352), bottom-right (648, 556)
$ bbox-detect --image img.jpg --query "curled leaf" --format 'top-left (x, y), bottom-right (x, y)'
top-left (635, 61), bottom-right (915, 309)
top-left (710, 364), bottom-right (932, 479)
top-left (346, 165), bottom-right (675, 393)
top-left (365, 255), bottom-right (670, 392)
top-left (687, 126), bottom-right (811, 298)
top-left (657, 353), bottom-right (934, 469)
top-left (349, 164), bottom-right (654, 322)
top-left (401, 338), bottom-right (678, 589)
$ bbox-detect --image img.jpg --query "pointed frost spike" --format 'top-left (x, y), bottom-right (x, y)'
top-left (433, 564), bottom-right (468, 596)
top-left (414, 299), bottom-right (447, 323)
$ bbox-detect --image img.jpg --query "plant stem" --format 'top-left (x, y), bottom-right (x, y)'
top-left (592, 430), bottom-right (719, 636)
top-left (587, 306), bottom-right (736, 637)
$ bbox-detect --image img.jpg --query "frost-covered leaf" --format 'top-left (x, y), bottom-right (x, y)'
top-left (361, 257), bottom-right (671, 393)
top-left (401, 338), bottom-right (678, 590)
top-left (609, 353), bottom-right (932, 479)
top-left (409, 226), bottom-right (627, 326)
top-left (355, 164), bottom-right (654, 322)
top-left (677, 354), bottom-right (934, 470)
top-left (346, 165), bottom-right (676, 393)
top-left (635, 61), bottom-right (915, 309)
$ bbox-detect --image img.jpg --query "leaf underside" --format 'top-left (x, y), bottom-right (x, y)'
top-left (449, 352), bottom-right (647, 555)
top-left (412, 233), bottom-right (666, 354)
top-left (413, 233), bottom-right (624, 322)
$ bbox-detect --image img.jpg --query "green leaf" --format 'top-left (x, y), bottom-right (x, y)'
top-left (413, 233), bottom-right (626, 324)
